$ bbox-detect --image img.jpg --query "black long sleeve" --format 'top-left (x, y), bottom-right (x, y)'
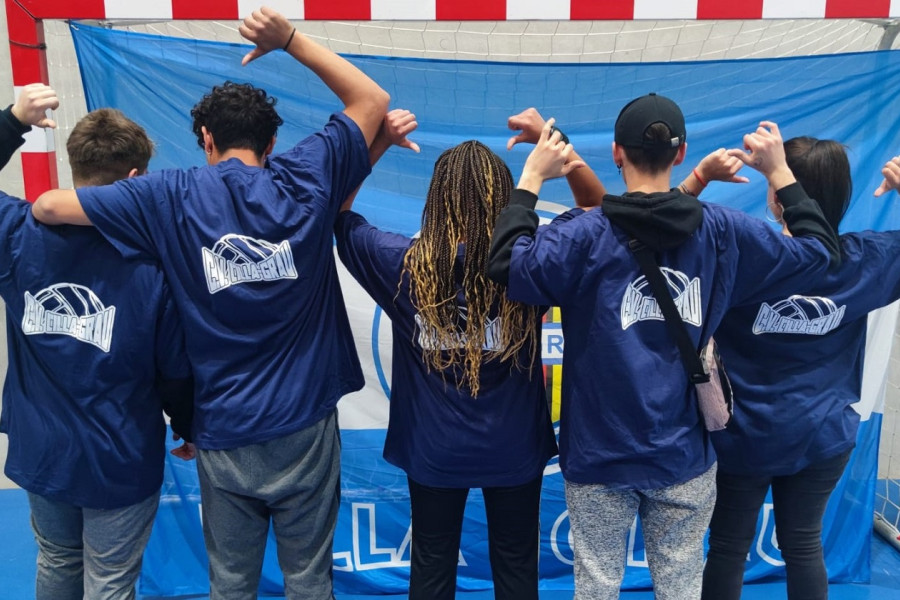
top-left (0, 105), bottom-right (31, 171)
top-left (487, 189), bottom-right (540, 285)
top-left (157, 376), bottom-right (195, 442)
top-left (777, 181), bottom-right (842, 267)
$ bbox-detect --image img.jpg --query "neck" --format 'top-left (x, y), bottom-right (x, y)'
top-left (622, 165), bottom-right (672, 194)
top-left (210, 148), bottom-right (264, 167)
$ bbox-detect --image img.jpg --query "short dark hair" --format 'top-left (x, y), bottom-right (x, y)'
top-left (190, 81), bottom-right (283, 157)
top-left (66, 108), bottom-right (153, 187)
top-left (784, 137), bottom-right (851, 232)
top-left (622, 123), bottom-right (681, 175)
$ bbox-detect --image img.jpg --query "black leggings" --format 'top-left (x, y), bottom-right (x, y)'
top-left (407, 473), bottom-right (543, 600)
top-left (702, 449), bottom-right (852, 600)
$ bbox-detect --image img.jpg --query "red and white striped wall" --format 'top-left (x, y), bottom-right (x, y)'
top-left (7, 0), bottom-right (900, 198)
top-left (14, 0), bottom-right (900, 20)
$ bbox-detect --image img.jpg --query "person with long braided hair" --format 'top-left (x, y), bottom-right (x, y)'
top-left (335, 112), bottom-right (579, 599)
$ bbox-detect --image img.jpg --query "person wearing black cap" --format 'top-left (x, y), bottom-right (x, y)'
top-left (487, 94), bottom-right (841, 599)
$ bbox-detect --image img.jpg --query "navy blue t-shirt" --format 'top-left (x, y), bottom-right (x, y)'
top-left (506, 202), bottom-right (834, 489)
top-left (713, 231), bottom-right (900, 476)
top-left (335, 210), bottom-right (557, 488)
top-left (0, 195), bottom-right (188, 509)
top-left (77, 113), bottom-right (370, 450)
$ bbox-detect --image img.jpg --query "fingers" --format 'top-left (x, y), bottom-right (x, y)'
top-left (726, 148), bottom-right (752, 165)
top-left (876, 156), bottom-right (900, 196)
top-left (241, 49), bottom-right (262, 66)
top-left (758, 120), bottom-right (780, 138)
top-left (560, 157), bottom-right (586, 175)
top-left (507, 134), bottom-right (525, 151)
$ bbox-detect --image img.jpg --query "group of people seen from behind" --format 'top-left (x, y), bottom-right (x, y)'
top-left (2, 5), bottom-right (900, 600)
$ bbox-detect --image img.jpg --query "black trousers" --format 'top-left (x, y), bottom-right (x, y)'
top-left (407, 473), bottom-right (543, 600)
top-left (702, 449), bottom-right (852, 600)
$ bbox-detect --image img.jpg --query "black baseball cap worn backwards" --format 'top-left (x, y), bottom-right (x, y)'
top-left (614, 93), bottom-right (686, 150)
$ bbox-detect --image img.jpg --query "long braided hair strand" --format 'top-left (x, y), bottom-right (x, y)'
top-left (402, 140), bottom-right (541, 396)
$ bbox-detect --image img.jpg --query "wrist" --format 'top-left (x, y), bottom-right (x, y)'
top-left (692, 167), bottom-right (708, 188)
top-left (767, 166), bottom-right (796, 191)
top-left (517, 171), bottom-right (545, 195)
top-left (283, 27), bottom-right (297, 51)
top-left (9, 105), bottom-right (25, 126)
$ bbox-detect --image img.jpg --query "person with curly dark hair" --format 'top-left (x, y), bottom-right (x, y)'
top-left (30, 6), bottom-right (389, 599)
top-left (189, 80), bottom-right (284, 158)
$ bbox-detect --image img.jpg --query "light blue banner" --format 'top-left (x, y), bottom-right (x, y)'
top-left (69, 22), bottom-right (895, 596)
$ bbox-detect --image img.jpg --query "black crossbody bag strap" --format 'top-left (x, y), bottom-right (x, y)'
top-left (628, 239), bottom-right (709, 384)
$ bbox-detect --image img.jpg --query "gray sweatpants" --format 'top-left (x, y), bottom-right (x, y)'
top-left (196, 410), bottom-right (341, 600)
top-left (565, 463), bottom-right (717, 600)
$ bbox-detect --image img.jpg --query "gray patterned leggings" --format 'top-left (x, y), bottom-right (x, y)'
top-left (565, 463), bottom-right (717, 600)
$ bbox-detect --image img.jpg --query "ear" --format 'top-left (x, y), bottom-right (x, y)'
top-left (612, 142), bottom-right (624, 167)
top-left (263, 136), bottom-right (276, 158)
top-left (202, 126), bottom-right (215, 155)
top-left (126, 168), bottom-right (142, 179)
top-left (672, 142), bottom-right (688, 167)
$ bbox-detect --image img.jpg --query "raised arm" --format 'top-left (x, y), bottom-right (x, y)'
top-left (728, 121), bottom-right (840, 266)
top-left (239, 7), bottom-right (389, 147)
top-left (340, 108), bottom-right (419, 213)
top-left (677, 148), bottom-right (748, 197)
top-left (488, 119), bottom-right (585, 285)
top-left (507, 108), bottom-right (605, 207)
top-left (0, 83), bottom-right (59, 171)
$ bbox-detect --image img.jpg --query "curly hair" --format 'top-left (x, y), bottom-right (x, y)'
top-left (402, 140), bottom-right (541, 397)
top-left (190, 81), bottom-right (284, 157)
top-left (67, 108), bottom-right (153, 187)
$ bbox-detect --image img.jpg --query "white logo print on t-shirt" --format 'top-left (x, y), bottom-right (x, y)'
top-left (202, 234), bottom-right (298, 294)
top-left (751, 295), bottom-right (846, 335)
top-left (21, 283), bottom-right (116, 352)
top-left (620, 268), bottom-right (702, 330)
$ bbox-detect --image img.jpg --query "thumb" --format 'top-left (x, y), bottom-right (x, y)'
top-left (874, 180), bottom-right (889, 197)
top-left (242, 48), bottom-right (264, 66)
top-left (399, 138), bottom-right (420, 153)
top-left (507, 133), bottom-right (526, 151)
top-left (730, 175), bottom-right (750, 184)
top-left (561, 160), bottom-right (587, 175)
top-left (38, 117), bottom-right (57, 129)
top-left (726, 148), bottom-right (752, 165)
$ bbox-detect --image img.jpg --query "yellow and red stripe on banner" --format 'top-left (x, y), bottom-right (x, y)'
top-left (544, 306), bottom-right (563, 423)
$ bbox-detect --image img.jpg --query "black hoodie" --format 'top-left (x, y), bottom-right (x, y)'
top-left (488, 182), bottom-right (840, 285)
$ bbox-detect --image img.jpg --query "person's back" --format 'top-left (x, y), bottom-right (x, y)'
top-left (92, 123), bottom-right (366, 448)
top-left (704, 138), bottom-right (900, 600)
top-left (0, 96), bottom-right (191, 600)
top-left (487, 97), bottom-right (841, 600)
top-left (29, 9), bottom-right (390, 597)
top-left (336, 136), bottom-right (555, 600)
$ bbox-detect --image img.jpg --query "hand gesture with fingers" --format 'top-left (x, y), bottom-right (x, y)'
top-left (382, 109), bottom-right (420, 153)
top-left (518, 118), bottom-right (585, 194)
top-left (727, 121), bottom-right (796, 190)
top-left (697, 148), bottom-right (749, 184)
top-left (874, 155), bottom-right (900, 197)
top-left (507, 107), bottom-right (546, 150)
top-left (12, 83), bottom-right (59, 129)
top-left (239, 7), bottom-right (295, 65)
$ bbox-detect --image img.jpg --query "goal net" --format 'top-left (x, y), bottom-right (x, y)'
top-left (4, 10), bottom-right (900, 595)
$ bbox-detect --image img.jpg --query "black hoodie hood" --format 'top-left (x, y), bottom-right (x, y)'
top-left (601, 189), bottom-right (703, 252)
